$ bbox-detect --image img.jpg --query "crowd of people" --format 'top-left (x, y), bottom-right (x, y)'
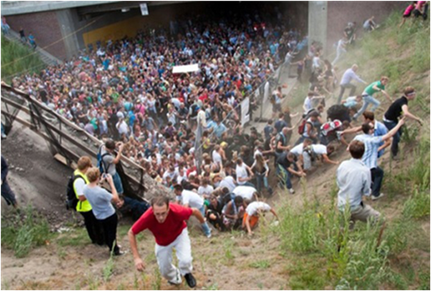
top-left (3, 3), bottom-right (427, 288)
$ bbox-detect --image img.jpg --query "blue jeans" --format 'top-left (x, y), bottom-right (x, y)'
top-left (255, 172), bottom-right (269, 193)
top-left (383, 120), bottom-right (402, 157)
top-left (112, 172), bottom-right (124, 195)
top-left (199, 205), bottom-right (211, 236)
top-left (354, 94), bottom-right (380, 119)
top-left (278, 165), bottom-right (293, 189)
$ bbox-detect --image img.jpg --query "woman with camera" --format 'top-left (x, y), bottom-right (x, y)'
top-left (83, 167), bottom-right (123, 256)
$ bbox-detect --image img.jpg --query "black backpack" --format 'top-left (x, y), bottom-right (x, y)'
top-left (65, 173), bottom-right (85, 210)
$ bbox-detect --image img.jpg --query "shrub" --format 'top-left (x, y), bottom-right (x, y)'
top-left (1, 204), bottom-right (51, 258)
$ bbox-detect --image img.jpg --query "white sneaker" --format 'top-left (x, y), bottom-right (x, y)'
top-left (288, 188), bottom-right (295, 194)
top-left (371, 193), bottom-right (384, 201)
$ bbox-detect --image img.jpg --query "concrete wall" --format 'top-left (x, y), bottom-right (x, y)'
top-left (326, 1), bottom-right (405, 52)
top-left (78, 2), bottom-right (208, 49)
top-left (308, 1), bottom-right (328, 54)
top-left (6, 11), bottom-right (67, 60)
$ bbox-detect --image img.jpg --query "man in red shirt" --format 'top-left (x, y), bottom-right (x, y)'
top-left (128, 195), bottom-right (206, 288)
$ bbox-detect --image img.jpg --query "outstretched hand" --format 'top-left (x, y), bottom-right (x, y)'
top-left (134, 258), bottom-right (146, 272)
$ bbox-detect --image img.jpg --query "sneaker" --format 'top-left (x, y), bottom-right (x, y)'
top-left (371, 193), bottom-right (384, 201)
top-left (268, 187), bottom-right (273, 196)
top-left (168, 270), bottom-right (182, 285)
top-left (184, 273), bottom-right (196, 288)
top-left (288, 188), bottom-right (295, 194)
top-left (206, 233), bottom-right (212, 239)
top-left (114, 250), bottom-right (124, 256)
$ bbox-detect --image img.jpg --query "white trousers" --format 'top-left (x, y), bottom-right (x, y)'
top-left (155, 228), bottom-right (193, 284)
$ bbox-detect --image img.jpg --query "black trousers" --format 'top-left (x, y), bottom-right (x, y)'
top-left (371, 167), bottom-right (384, 197)
top-left (80, 210), bottom-right (104, 245)
top-left (99, 213), bottom-right (120, 255)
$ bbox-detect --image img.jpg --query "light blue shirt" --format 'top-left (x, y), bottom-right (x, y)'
top-left (83, 186), bottom-right (115, 220)
top-left (374, 121), bottom-right (388, 158)
top-left (340, 68), bottom-right (366, 85)
top-left (337, 158), bottom-right (371, 211)
top-left (353, 134), bottom-right (383, 169)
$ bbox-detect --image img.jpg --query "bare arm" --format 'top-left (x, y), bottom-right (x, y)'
top-left (288, 163), bottom-right (306, 177)
top-left (378, 138), bottom-right (391, 152)
top-left (270, 208), bottom-right (279, 221)
top-left (244, 214), bottom-right (252, 236)
top-left (112, 143), bottom-right (124, 164)
top-left (128, 229), bottom-right (145, 271)
top-left (402, 104), bottom-right (423, 125)
top-left (341, 125), bottom-right (362, 135)
top-left (106, 174), bottom-right (119, 203)
top-left (192, 207), bottom-right (205, 223)
top-left (372, 85), bottom-right (392, 102)
top-left (382, 118), bottom-right (405, 141)
top-left (321, 154), bottom-right (339, 165)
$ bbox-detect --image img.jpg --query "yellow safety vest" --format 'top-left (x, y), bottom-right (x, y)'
top-left (73, 169), bottom-right (92, 212)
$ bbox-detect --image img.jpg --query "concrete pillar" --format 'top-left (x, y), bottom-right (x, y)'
top-left (308, 1), bottom-right (328, 55)
top-left (56, 9), bottom-right (83, 59)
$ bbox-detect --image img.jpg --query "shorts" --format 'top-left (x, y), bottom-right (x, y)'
top-left (272, 103), bottom-right (282, 113)
top-left (413, 9), bottom-right (422, 18)
top-left (243, 213), bottom-right (259, 229)
top-left (112, 172), bottom-right (124, 195)
top-left (1, 181), bottom-right (17, 206)
top-left (403, 5), bottom-right (414, 18)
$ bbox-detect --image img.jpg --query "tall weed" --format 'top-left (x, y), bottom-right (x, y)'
top-left (1, 204), bottom-right (51, 258)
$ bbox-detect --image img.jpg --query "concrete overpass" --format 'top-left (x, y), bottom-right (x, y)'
top-left (3, 1), bottom-right (404, 60)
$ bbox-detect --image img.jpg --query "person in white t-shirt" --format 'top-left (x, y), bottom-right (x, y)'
top-left (242, 201), bottom-right (279, 236)
top-left (303, 144), bottom-right (339, 171)
top-left (218, 176), bottom-right (236, 193)
top-left (212, 145), bottom-right (223, 168)
top-left (233, 186), bottom-right (258, 201)
top-left (235, 158), bottom-right (254, 187)
top-left (174, 184), bottom-right (212, 238)
top-left (197, 178), bottom-right (214, 199)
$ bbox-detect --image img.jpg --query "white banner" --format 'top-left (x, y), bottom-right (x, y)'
top-left (172, 64), bottom-right (199, 74)
top-left (241, 97), bottom-right (250, 126)
top-left (140, 3), bottom-right (149, 16)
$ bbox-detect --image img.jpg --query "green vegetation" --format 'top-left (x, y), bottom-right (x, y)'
top-left (277, 10), bottom-right (430, 289)
top-left (1, 36), bottom-right (45, 83)
top-left (1, 204), bottom-right (52, 258)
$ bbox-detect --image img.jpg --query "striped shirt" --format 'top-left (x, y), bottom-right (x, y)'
top-left (353, 134), bottom-right (383, 169)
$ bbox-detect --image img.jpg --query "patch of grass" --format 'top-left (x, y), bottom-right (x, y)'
top-left (1, 204), bottom-right (52, 258)
top-left (286, 256), bottom-right (327, 290)
top-left (418, 271), bottom-right (430, 290)
top-left (55, 227), bottom-right (91, 247)
top-left (151, 268), bottom-right (162, 290)
top-left (249, 260), bottom-right (270, 269)
top-left (278, 202), bottom-right (320, 254)
top-left (1, 36), bottom-right (46, 83)
top-left (103, 247), bottom-right (116, 282)
top-left (223, 238), bottom-right (235, 264)
top-left (403, 188), bottom-right (430, 219)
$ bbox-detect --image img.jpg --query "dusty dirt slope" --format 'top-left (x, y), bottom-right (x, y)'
top-left (1, 124), bottom-right (74, 225)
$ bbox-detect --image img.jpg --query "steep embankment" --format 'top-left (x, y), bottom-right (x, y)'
top-left (1, 12), bottom-right (430, 290)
